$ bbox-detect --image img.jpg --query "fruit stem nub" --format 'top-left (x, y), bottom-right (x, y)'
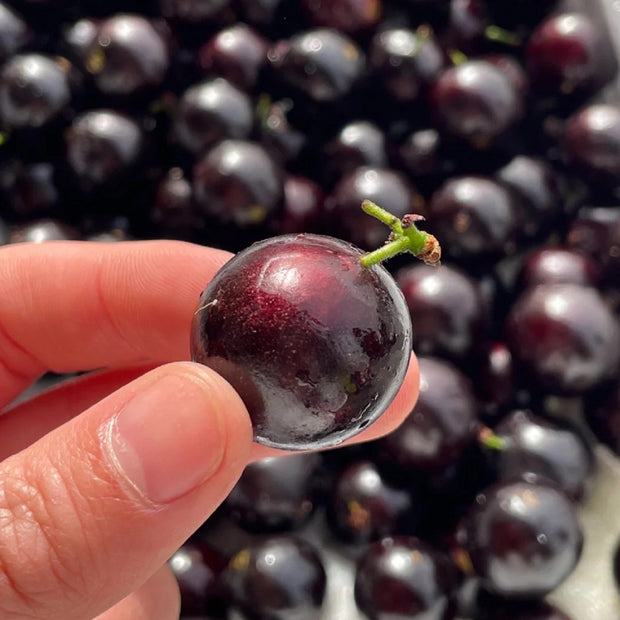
top-left (359, 199), bottom-right (441, 268)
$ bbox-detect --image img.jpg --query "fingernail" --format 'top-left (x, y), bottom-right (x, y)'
top-left (105, 370), bottom-right (225, 504)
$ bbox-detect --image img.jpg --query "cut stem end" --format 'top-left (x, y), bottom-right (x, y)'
top-left (359, 200), bottom-right (442, 268)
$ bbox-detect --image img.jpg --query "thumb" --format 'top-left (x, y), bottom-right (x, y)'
top-left (0, 362), bottom-right (253, 620)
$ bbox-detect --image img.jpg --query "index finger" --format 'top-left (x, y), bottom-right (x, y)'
top-left (0, 240), bottom-right (232, 408)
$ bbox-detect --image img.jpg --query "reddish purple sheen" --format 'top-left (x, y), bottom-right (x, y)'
top-left (191, 233), bottom-right (412, 450)
top-left (199, 23), bottom-right (268, 91)
top-left (506, 284), bottom-right (620, 394)
top-left (519, 246), bottom-right (600, 290)
top-left (525, 13), bottom-right (617, 100)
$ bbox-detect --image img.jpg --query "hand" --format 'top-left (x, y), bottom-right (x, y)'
top-left (0, 239), bottom-right (419, 620)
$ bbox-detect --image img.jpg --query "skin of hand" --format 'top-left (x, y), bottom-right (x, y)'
top-left (0, 240), bottom-right (419, 620)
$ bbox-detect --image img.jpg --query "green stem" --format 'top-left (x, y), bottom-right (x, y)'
top-left (448, 49), bottom-right (468, 66)
top-left (484, 25), bottom-right (522, 47)
top-left (479, 426), bottom-right (507, 451)
top-left (359, 200), bottom-right (441, 268)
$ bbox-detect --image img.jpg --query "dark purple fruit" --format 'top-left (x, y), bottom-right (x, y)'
top-left (268, 28), bottom-right (365, 102)
top-left (192, 139), bottom-right (284, 228)
top-left (377, 357), bottom-right (479, 472)
top-left (566, 206), bottom-right (620, 288)
top-left (327, 460), bottom-right (420, 544)
top-left (150, 167), bottom-right (199, 239)
top-left (564, 103), bottom-right (620, 193)
top-left (396, 262), bottom-right (487, 362)
top-left (0, 2), bottom-right (30, 64)
top-left (475, 342), bottom-right (514, 418)
top-left (301, 0), bottom-right (381, 34)
top-left (324, 166), bottom-right (421, 251)
top-left (222, 453), bottom-right (321, 533)
top-left (0, 161), bottom-right (58, 219)
top-left (198, 23), bottom-right (268, 91)
top-left (173, 78), bottom-right (253, 155)
top-left (354, 536), bottom-right (457, 620)
top-left (168, 541), bottom-right (227, 617)
top-left (427, 175), bottom-right (519, 260)
top-left (369, 26), bottom-right (445, 102)
top-left (66, 109), bottom-right (144, 189)
top-left (223, 535), bottom-right (326, 620)
top-left (506, 284), bottom-right (620, 394)
top-left (279, 175), bottom-right (324, 235)
top-left (495, 155), bottom-right (560, 240)
top-left (460, 479), bottom-right (583, 599)
top-left (160, 0), bottom-right (233, 24)
top-left (190, 233), bottom-right (412, 450)
top-left (487, 410), bottom-right (593, 500)
top-left (430, 60), bottom-right (523, 148)
top-left (525, 13), bottom-right (617, 104)
top-left (518, 246), bottom-right (600, 290)
top-left (323, 120), bottom-right (387, 183)
top-left (85, 14), bottom-right (170, 98)
top-left (63, 18), bottom-right (100, 68)
top-left (0, 54), bottom-right (72, 129)
top-left (258, 97), bottom-right (308, 165)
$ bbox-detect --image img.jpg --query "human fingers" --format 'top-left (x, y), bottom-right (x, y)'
top-left (0, 240), bottom-right (232, 408)
top-left (0, 355), bottom-right (418, 463)
top-left (0, 361), bottom-right (252, 620)
top-left (93, 565), bottom-right (180, 620)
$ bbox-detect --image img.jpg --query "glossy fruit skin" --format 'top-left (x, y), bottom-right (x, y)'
top-left (325, 166), bottom-right (420, 251)
top-left (427, 176), bottom-right (519, 260)
top-left (222, 535), bottom-right (327, 620)
top-left (566, 206), bottom-right (620, 288)
top-left (474, 342), bottom-right (514, 418)
top-left (495, 155), bottom-right (560, 240)
top-left (168, 540), bottom-right (227, 617)
top-left (192, 139), bottom-right (284, 229)
top-left (85, 14), bottom-right (170, 97)
top-left (268, 29), bottom-right (365, 102)
top-left (327, 460), bottom-right (419, 544)
top-left (488, 409), bottom-right (593, 500)
top-left (430, 60), bottom-right (523, 148)
top-left (223, 453), bottom-right (321, 533)
top-left (190, 234), bottom-right (412, 450)
top-left (199, 23), bottom-right (268, 91)
top-left (323, 120), bottom-right (387, 183)
top-left (279, 175), bottom-right (324, 235)
top-left (396, 263), bottom-right (487, 363)
top-left (518, 246), bottom-right (600, 291)
top-left (0, 2), bottom-right (30, 64)
top-left (377, 357), bottom-right (479, 472)
top-left (506, 283), bottom-right (620, 395)
top-left (526, 13), bottom-right (617, 105)
top-left (150, 167), bottom-right (200, 239)
top-left (369, 27), bottom-right (445, 102)
top-left (354, 535), bottom-right (457, 620)
top-left (66, 109), bottom-right (144, 189)
top-left (461, 480), bottom-right (583, 599)
top-left (0, 54), bottom-right (71, 129)
top-left (564, 104), bottom-right (620, 193)
top-left (173, 78), bottom-right (253, 154)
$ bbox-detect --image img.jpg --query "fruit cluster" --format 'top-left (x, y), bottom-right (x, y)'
top-left (3, 0), bottom-right (620, 618)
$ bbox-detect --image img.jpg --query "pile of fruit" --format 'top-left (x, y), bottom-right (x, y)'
top-left (2, 0), bottom-right (620, 618)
